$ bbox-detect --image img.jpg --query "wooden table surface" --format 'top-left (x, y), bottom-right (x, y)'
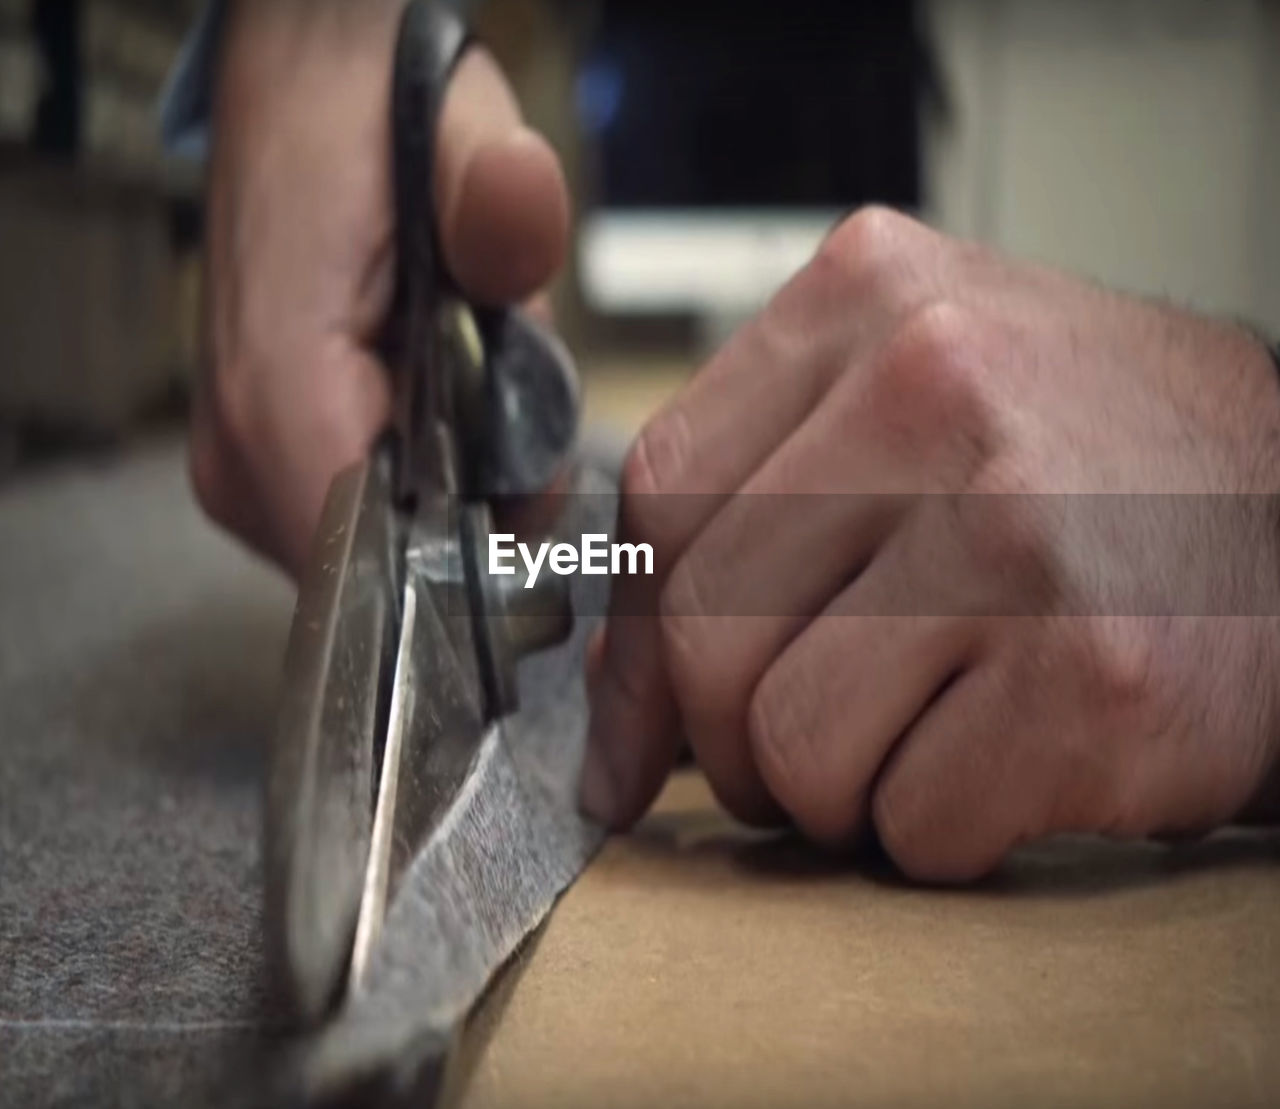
top-left (447, 774), bottom-right (1280, 1109)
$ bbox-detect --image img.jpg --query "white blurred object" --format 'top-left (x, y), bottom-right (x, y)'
top-left (580, 210), bottom-right (842, 320)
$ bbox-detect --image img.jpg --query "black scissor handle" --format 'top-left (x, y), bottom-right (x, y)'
top-left (389, 0), bottom-right (579, 506)
top-left (387, 0), bottom-right (468, 504)
top-left (391, 0), bottom-right (467, 300)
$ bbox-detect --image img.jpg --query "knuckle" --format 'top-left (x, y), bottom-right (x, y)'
top-left (659, 547), bottom-right (709, 626)
top-left (1078, 617), bottom-right (1160, 715)
top-left (623, 408), bottom-right (692, 500)
top-left (1012, 624), bottom-right (1163, 839)
top-left (867, 301), bottom-right (998, 461)
top-left (659, 556), bottom-right (729, 712)
top-left (747, 668), bottom-right (809, 797)
top-left (872, 757), bottom-right (1007, 885)
top-left (871, 783), bottom-right (965, 883)
top-left (188, 409), bottom-right (238, 530)
top-left (746, 302), bottom-right (810, 382)
top-left (955, 478), bottom-right (1061, 610)
top-left (189, 354), bottom-right (268, 539)
top-left (748, 661), bottom-right (852, 841)
top-left (619, 430), bottom-right (663, 504)
top-left (881, 300), bottom-right (980, 400)
top-left (870, 782), bottom-right (933, 879)
top-left (822, 206), bottom-right (917, 280)
top-left (620, 409), bottom-right (698, 558)
top-left (801, 206), bottom-right (921, 305)
top-left (203, 354), bottom-right (257, 457)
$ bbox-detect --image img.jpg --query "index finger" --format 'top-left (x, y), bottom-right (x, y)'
top-left (581, 312), bottom-right (829, 829)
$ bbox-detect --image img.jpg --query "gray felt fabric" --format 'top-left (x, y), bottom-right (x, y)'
top-left (0, 440), bottom-right (613, 1107)
top-left (1, 442), bottom-right (294, 1107)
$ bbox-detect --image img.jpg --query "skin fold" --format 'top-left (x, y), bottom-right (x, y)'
top-left (199, 2), bottom-right (1280, 883)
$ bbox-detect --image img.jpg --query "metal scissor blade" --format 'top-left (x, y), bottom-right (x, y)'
top-left (289, 471), bottom-right (618, 1108)
top-left (266, 452), bottom-right (401, 1026)
top-left (348, 580), bottom-right (417, 992)
top-left (349, 506), bottom-right (492, 994)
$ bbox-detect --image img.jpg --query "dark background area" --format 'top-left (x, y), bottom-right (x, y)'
top-left (580, 0), bottom-right (929, 211)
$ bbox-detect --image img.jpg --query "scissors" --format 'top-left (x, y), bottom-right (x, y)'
top-left (263, 2), bottom-right (594, 1102)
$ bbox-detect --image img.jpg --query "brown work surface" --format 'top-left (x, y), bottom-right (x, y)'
top-left (446, 773), bottom-right (1280, 1109)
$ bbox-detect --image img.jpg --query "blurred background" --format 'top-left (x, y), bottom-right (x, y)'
top-left (0, 0), bottom-right (1277, 476)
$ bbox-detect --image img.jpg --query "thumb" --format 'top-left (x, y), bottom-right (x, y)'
top-left (434, 47), bottom-right (571, 306)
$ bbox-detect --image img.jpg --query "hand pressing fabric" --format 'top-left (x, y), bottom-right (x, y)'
top-left (584, 207), bottom-right (1280, 882)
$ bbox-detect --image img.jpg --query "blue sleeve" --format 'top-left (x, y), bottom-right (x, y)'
top-left (157, 1), bottom-right (227, 160)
